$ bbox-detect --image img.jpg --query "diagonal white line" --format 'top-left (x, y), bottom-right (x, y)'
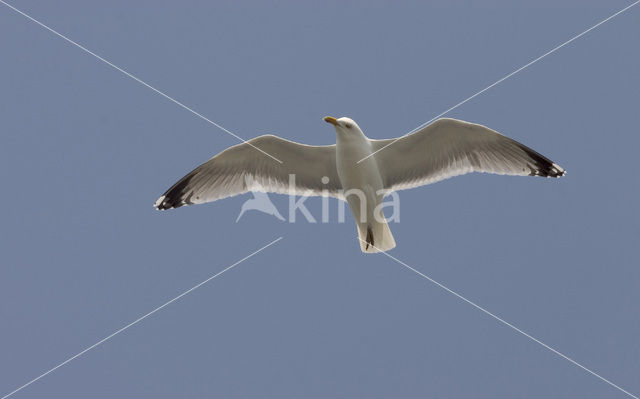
top-left (360, 239), bottom-right (639, 399)
top-left (358, 0), bottom-right (640, 164)
top-left (0, 236), bottom-right (283, 399)
top-left (0, 0), bottom-right (283, 164)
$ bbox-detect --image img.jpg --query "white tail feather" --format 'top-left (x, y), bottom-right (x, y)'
top-left (356, 217), bottom-right (396, 253)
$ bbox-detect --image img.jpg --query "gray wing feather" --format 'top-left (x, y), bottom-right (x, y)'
top-left (155, 135), bottom-right (341, 210)
top-left (373, 118), bottom-right (565, 192)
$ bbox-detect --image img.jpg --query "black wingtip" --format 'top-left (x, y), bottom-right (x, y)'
top-left (154, 197), bottom-right (185, 211)
top-left (517, 143), bottom-right (566, 178)
top-left (154, 172), bottom-right (196, 210)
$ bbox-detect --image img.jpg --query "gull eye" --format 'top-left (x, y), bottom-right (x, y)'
top-left (345, 123), bottom-right (353, 129)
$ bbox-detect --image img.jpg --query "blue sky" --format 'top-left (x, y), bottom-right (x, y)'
top-left (1, 1), bottom-right (639, 398)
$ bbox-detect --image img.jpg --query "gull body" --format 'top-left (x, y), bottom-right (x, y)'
top-left (327, 116), bottom-right (396, 252)
top-left (155, 116), bottom-right (565, 253)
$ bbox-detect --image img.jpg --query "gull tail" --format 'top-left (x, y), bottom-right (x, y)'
top-left (357, 218), bottom-right (396, 254)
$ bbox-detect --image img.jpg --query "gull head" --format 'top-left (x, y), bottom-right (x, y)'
top-left (323, 116), bottom-right (364, 138)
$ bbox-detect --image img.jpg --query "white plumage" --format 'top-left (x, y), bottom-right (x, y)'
top-left (155, 117), bottom-right (565, 253)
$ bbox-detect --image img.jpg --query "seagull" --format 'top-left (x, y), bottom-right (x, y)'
top-left (155, 117), bottom-right (565, 253)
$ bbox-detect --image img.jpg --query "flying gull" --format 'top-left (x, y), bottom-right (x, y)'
top-left (155, 117), bottom-right (565, 253)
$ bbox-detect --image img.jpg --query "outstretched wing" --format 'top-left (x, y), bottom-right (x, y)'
top-left (372, 118), bottom-right (565, 192)
top-left (155, 135), bottom-right (341, 210)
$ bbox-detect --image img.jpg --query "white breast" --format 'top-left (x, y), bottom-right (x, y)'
top-left (336, 136), bottom-right (383, 193)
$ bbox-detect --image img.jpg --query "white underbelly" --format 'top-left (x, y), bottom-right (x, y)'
top-left (336, 141), bottom-right (384, 222)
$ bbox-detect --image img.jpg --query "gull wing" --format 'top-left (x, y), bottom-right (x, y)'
top-left (155, 135), bottom-right (341, 210)
top-left (373, 118), bottom-right (565, 192)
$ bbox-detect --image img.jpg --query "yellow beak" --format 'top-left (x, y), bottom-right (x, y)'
top-left (323, 116), bottom-right (338, 126)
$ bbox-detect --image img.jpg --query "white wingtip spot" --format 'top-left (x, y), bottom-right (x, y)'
top-left (154, 195), bottom-right (166, 209)
top-left (551, 163), bottom-right (566, 177)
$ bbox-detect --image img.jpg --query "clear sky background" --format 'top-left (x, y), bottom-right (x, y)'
top-left (1, 1), bottom-right (639, 398)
